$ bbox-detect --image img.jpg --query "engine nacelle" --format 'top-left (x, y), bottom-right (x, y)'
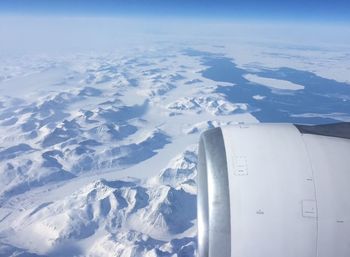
top-left (197, 123), bottom-right (350, 257)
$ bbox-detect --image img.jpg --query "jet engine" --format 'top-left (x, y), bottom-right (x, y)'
top-left (197, 123), bottom-right (350, 257)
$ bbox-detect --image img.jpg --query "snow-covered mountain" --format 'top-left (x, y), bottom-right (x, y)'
top-left (0, 34), bottom-right (349, 257)
top-left (0, 46), bottom-right (255, 257)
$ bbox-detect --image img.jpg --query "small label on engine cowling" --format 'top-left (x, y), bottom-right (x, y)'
top-left (233, 156), bottom-right (248, 176)
top-left (302, 200), bottom-right (317, 218)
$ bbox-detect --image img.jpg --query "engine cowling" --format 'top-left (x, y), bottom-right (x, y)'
top-left (197, 123), bottom-right (350, 257)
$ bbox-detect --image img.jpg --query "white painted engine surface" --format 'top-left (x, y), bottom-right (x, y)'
top-left (197, 123), bottom-right (350, 257)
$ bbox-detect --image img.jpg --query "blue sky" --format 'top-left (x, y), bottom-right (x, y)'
top-left (0, 0), bottom-right (349, 22)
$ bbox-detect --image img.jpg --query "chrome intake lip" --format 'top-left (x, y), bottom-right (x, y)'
top-left (197, 127), bottom-right (231, 257)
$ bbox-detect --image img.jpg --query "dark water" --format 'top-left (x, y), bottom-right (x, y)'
top-left (184, 49), bottom-right (350, 124)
